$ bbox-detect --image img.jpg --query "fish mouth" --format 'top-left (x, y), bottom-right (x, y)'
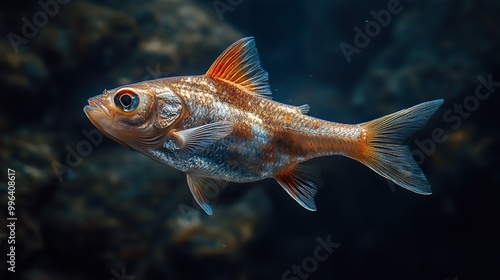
top-left (84, 97), bottom-right (113, 118)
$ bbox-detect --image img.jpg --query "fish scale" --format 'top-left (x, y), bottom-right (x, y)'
top-left (84, 36), bottom-right (443, 215)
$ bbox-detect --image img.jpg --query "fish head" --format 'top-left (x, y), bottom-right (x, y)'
top-left (84, 82), bottom-right (184, 151)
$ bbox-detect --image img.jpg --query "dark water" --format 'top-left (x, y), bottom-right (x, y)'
top-left (1, 0), bottom-right (499, 279)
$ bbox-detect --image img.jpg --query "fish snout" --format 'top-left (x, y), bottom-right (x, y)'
top-left (84, 96), bottom-right (113, 118)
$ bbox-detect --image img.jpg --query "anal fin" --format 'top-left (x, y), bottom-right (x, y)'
top-left (274, 164), bottom-right (323, 211)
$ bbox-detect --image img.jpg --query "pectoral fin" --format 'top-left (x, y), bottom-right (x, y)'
top-left (170, 121), bottom-right (233, 155)
top-left (274, 164), bottom-right (323, 211)
top-left (186, 171), bottom-right (228, 215)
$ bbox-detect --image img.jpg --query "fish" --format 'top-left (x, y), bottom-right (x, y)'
top-left (84, 37), bottom-right (443, 215)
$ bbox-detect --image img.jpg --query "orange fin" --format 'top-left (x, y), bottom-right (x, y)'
top-left (274, 164), bottom-right (323, 211)
top-left (186, 171), bottom-right (228, 215)
top-left (205, 37), bottom-right (272, 98)
top-left (357, 100), bottom-right (444, 194)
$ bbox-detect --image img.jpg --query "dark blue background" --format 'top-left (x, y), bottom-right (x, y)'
top-left (1, 0), bottom-right (499, 279)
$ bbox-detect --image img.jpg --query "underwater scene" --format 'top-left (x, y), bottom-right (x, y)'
top-left (1, 0), bottom-right (499, 279)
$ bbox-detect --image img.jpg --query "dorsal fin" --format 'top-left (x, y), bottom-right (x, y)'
top-left (297, 104), bottom-right (310, 114)
top-left (206, 37), bottom-right (272, 98)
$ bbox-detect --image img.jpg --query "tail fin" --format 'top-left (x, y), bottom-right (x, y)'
top-left (357, 100), bottom-right (444, 194)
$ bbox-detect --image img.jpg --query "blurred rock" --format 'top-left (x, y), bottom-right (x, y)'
top-left (351, 0), bottom-right (500, 117)
top-left (1, 0), bottom-right (499, 279)
top-left (0, 127), bottom-right (64, 273)
top-left (2, 0), bottom-right (241, 127)
top-left (6, 138), bottom-right (272, 279)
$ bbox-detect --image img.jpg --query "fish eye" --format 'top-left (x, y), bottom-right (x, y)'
top-left (114, 90), bottom-right (139, 112)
